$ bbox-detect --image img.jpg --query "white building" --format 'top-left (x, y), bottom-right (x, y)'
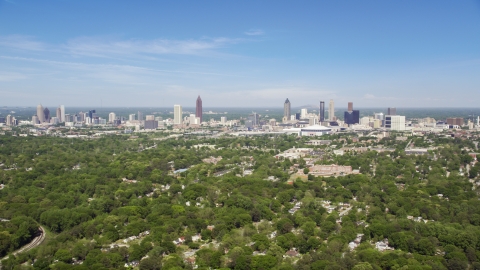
top-left (32, 115), bottom-right (39, 124)
top-left (385, 115), bottom-right (406, 131)
top-left (6, 115), bottom-right (13, 126)
top-left (301, 108), bottom-right (308, 119)
top-left (221, 116), bottom-right (227, 124)
top-left (60, 105), bottom-right (65, 123)
top-left (174, 105), bottom-right (183, 125)
top-left (189, 114), bottom-right (200, 125)
top-left (129, 114), bottom-right (136, 121)
top-left (360, 116), bottom-right (370, 126)
top-left (108, 112), bottom-right (116, 123)
top-left (300, 125), bottom-right (331, 136)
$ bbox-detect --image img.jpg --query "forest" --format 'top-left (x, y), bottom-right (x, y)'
top-left (0, 131), bottom-right (479, 270)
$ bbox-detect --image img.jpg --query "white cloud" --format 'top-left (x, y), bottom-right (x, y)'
top-left (244, 29), bottom-right (264, 36)
top-left (63, 36), bottom-right (240, 57)
top-left (0, 35), bottom-right (45, 51)
top-left (0, 72), bottom-right (26, 82)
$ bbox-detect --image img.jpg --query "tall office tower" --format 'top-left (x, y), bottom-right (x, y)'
top-left (196, 95), bottom-right (203, 123)
top-left (77, 112), bottom-right (85, 122)
top-left (329, 99), bottom-right (335, 121)
top-left (108, 112), bottom-right (116, 122)
top-left (88, 110), bottom-right (96, 119)
top-left (344, 102), bottom-right (360, 125)
top-left (37, 104), bottom-right (45, 123)
top-left (174, 105), bottom-right (183, 125)
top-left (319, 101), bottom-right (325, 122)
top-left (301, 108), bottom-right (308, 119)
top-left (43, 107), bottom-right (50, 122)
top-left (56, 107), bottom-right (61, 121)
top-left (221, 116), bottom-right (227, 124)
top-left (6, 115), bottom-right (12, 126)
top-left (284, 98), bottom-right (291, 120)
top-left (137, 111), bottom-right (143, 121)
top-left (387, 107), bottom-right (397, 115)
top-left (129, 114), bottom-right (135, 121)
top-left (248, 112), bottom-right (259, 126)
top-left (146, 115), bottom-right (155, 121)
top-left (60, 105), bottom-right (65, 122)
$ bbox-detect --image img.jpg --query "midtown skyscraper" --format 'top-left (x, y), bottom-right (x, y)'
top-left (174, 105), bottom-right (183, 125)
top-left (37, 104), bottom-right (45, 123)
top-left (344, 101), bottom-right (360, 125)
top-left (43, 107), bottom-right (50, 122)
top-left (329, 99), bottom-right (335, 121)
top-left (284, 98), bottom-right (291, 121)
top-left (196, 95), bottom-right (203, 123)
top-left (60, 105), bottom-right (65, 123)
top-left (319, 101), bottom-right (325, 122)
top-left (56, 107), bottom-right (61, 122)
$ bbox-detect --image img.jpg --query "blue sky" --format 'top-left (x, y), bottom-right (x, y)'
top-left (1, 1), bottom-right (480, 107)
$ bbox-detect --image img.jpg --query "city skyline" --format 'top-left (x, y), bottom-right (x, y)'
top-left (1, 1), bottom-right (480, 107)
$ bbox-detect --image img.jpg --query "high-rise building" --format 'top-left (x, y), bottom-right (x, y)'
top-left (88, 110), bottom-right (96, 119)
top-left (344, 110), bottom-right (360, 125)
top-left (60, 105), bottom-right (65, 123)
top-left (56, 107), bottom-right (61, 121)
top-left (109, 112), bottom-right (116, 122)
top-left (319, 101), bottom-right (325, 122)
top-left (221, 116), bottom-right (227, 124)
top-left (37, 104), bottom-right (45, 123)
top-left (174, 105), bottom-right (183, 125)
top-left (344, 102), bottom-right (359, 125)
top-left (146, 115), bottom-right (155, 121)
top-left (387, 107), bottom-right (397, 116)
top-left (385, 115), bottom-right (406, 130)
top-left (44, 107), bottom-right (50, 122)
top-left (6, 115), bottom-right (12, 126)
top-left (248, 112), bottom-right (259, 127)
top-left (284, 98), bottom-right (291, 121)
top-left (301, 108), bottom-right (308, 119)
top-left (196, 95), bottom-right (203, 123)
top-left (137, 111), bottom-right (143, 121)
top-left (329, 99), bottom-right (335, 121)
top-left (32, 115), bottom-right (39, 124)
top-left (129, 114), bottom-right (135, 121)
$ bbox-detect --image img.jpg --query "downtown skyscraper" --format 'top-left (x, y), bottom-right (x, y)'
top-left (174, 105), bottom-right (183, 125)
top-left (319, 101), bottom-right (325, 122)
top-left (196, 95), bottom-right (203, 123)
top-left (329, 99), bottom-right (335, 121)
top-left (37, 104), bottom-right (45, 123)
top-left (284, 98), bottom-right (291, 122)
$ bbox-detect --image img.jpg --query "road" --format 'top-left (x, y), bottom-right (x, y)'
top-left (1, 226), bottom-right (45, 262)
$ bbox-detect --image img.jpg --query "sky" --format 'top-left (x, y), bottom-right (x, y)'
top-left (1, 1), bottom-right (480, 108)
